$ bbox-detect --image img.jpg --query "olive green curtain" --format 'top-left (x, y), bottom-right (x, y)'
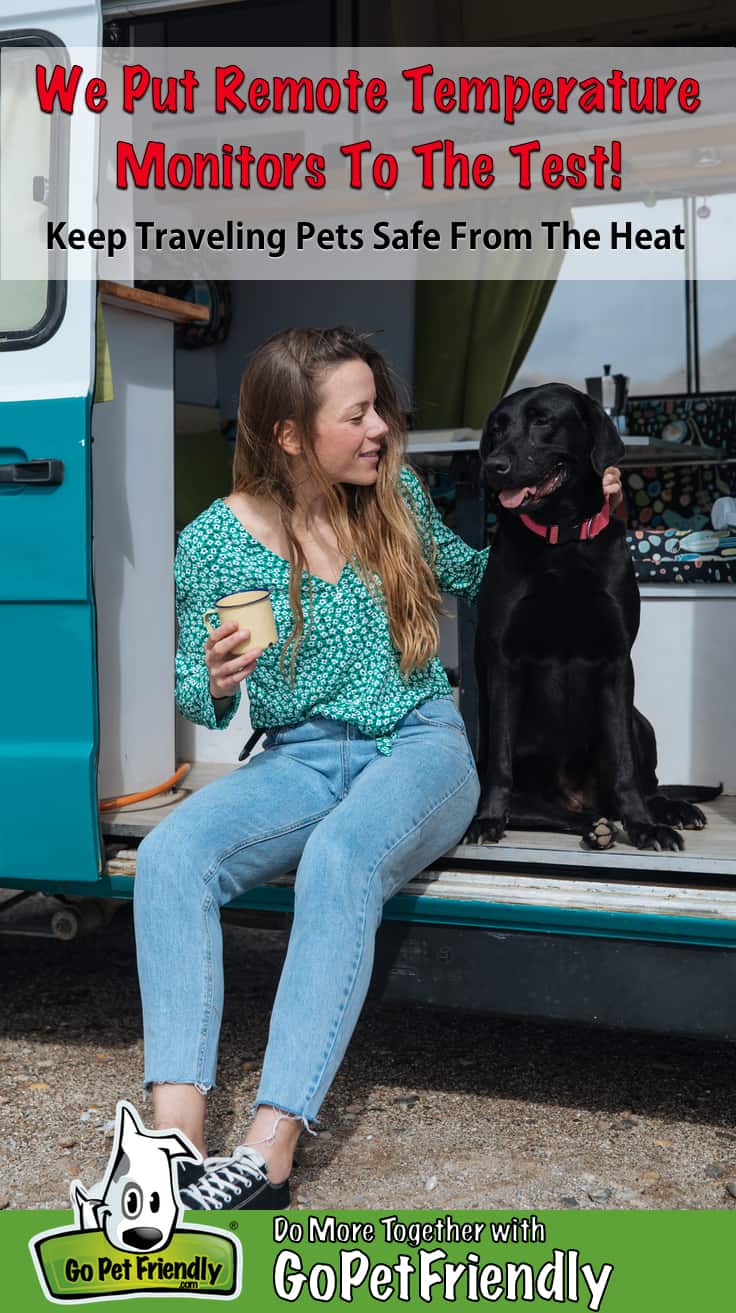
top-left (386, 2), bottom-right (568, 428)
top-left (410, 184), bottom-right (570, 429)
top-left (412, 276), bottom-right (556, 430)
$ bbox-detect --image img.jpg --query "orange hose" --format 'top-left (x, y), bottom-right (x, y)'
top-left (99, 762), bottom-right (192, 811)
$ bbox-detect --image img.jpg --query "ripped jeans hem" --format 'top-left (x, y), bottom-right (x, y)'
top-left (249, 1098), bottom-right (321, 1142)
top-left (143, 1079), bottom-right (214, 1099)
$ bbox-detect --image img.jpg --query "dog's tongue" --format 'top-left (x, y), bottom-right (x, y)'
top-left (499, 484), bottom-right (537, 509)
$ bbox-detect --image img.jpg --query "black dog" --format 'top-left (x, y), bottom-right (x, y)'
top-left (466, 382), bottom-right (717, 852)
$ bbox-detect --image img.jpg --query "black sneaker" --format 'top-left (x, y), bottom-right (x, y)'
top-left (177, 1158), bottom-right (206, 1196)
top-left (178, 1145), bottom-right (290, 1210)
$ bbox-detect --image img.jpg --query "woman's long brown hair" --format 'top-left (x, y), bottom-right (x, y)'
top-left (232, 326), bottom-right (443, 682)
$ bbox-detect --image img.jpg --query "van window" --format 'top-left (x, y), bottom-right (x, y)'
top-left (0, 34), bottom-right (67, 349)
top-left (512, 198), bottom-right (690, 395)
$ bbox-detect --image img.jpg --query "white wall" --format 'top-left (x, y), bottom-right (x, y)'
top-left (175, 281), bottom-right (415, 419)
top-left (93, 304), bottom-right (176, 798)
top-left (635, 586), bottom-right (736, 792)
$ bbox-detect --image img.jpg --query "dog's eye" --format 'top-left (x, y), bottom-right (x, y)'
top-left (149, 1191), bottom-right (160, 1213)
top-left (122, 1183), bottom-right (142, 1219)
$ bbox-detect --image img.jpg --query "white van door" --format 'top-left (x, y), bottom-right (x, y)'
top-left (0, 0), bottom-right (103, 884)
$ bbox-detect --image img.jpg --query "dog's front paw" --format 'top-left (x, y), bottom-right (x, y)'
top-left (625, 820), bottom-right (684, 852)
top-left (464, 813), bottom-right (509, 845)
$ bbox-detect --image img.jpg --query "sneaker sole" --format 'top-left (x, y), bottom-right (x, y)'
top-left (231, 1183), bottom-right (290, 1210)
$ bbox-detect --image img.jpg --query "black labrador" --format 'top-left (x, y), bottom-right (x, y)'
top-left (466, 382), bottom-right (718, 851)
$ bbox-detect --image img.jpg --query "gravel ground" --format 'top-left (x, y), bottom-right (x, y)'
top-left (3, 895), bottom-right (736, 1212)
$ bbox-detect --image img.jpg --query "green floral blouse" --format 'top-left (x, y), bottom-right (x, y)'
top-left (174, 464), bottom-right (490, 754)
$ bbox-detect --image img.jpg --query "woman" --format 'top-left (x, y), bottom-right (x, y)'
top-left (134, 326), bottom-right (621, 1210)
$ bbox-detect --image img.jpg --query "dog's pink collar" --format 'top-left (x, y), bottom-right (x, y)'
top-left (518, 499), bottom-right (612, 545)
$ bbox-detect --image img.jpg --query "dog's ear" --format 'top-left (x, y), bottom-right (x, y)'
top-left (583, 394), bottom-right (625, 475)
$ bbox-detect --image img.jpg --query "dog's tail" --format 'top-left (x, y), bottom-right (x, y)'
top-left (657, 783), bottom-right (724, 803)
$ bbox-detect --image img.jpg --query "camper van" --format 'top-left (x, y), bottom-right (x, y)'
top-left (1, 0), bottom-right (736, 1038)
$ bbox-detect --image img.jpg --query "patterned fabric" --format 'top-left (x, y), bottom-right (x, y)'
top-left (174, 464), bottom-right (490, 754)
top-left (617, 394), bottom-right (736, 583)
top-left (628, 527), bottom-right (736, 584)
top-left (624, 395), bottom-right (736, 532)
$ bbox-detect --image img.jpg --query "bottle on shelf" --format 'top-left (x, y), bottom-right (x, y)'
top-left (601, 364), bottom-right (616, 416)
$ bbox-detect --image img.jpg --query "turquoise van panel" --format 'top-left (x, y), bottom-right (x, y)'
top-left (0, 397), bottom-right (93, 600)
top-left (0, 394), bottom-right (101, 883)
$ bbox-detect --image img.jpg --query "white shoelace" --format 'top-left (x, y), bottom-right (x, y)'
top-left (182, 1145), bottom-right (267, 1209)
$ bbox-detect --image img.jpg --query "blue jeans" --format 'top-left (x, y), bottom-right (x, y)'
top-left (133, 697), bottom-right (480, 1130)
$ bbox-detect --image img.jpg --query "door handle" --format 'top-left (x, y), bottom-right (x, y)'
top-left (0, 459), bottom-right (64, 486)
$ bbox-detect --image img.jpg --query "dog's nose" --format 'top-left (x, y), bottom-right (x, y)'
top-left (122, 1227), bottom-right (164, 1250)
top-left (485, 454), bottom-right (512, 477)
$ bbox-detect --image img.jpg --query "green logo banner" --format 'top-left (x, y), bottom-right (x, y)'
top-left (4, 1207), bottom-right (736, 1311)
top-left (32, 1224), bottom-right (238, 1300)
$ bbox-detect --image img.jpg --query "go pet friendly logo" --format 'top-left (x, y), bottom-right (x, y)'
top-left (30, 1101), bottom-right (242, 1302)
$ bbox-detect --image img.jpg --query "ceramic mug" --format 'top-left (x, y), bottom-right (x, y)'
top-left (203, 588), bottom-right (277, 655)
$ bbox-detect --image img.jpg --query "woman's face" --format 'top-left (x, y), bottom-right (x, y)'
top-left (309, 359), bottom-right (389, 486)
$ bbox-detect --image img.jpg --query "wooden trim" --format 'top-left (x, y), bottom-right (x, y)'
top-left (105, 845), bottom-right (736, 912)
top-left (99, 280), bottom-right (210, 324)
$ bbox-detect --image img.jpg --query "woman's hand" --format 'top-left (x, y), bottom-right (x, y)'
top-left (602, 465), bottom-right (623, 510)
top-left (205, 622), bottom-right (262, 700)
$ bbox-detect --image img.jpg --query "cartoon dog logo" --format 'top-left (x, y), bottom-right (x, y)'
top-left (71, 1100), bottom-right (201, 1253)
top-left (31, 1100), bottom-right (241, 1302)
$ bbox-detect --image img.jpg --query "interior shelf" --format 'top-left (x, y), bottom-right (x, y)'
top-left (407, 435), bottom-right (734, 469)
